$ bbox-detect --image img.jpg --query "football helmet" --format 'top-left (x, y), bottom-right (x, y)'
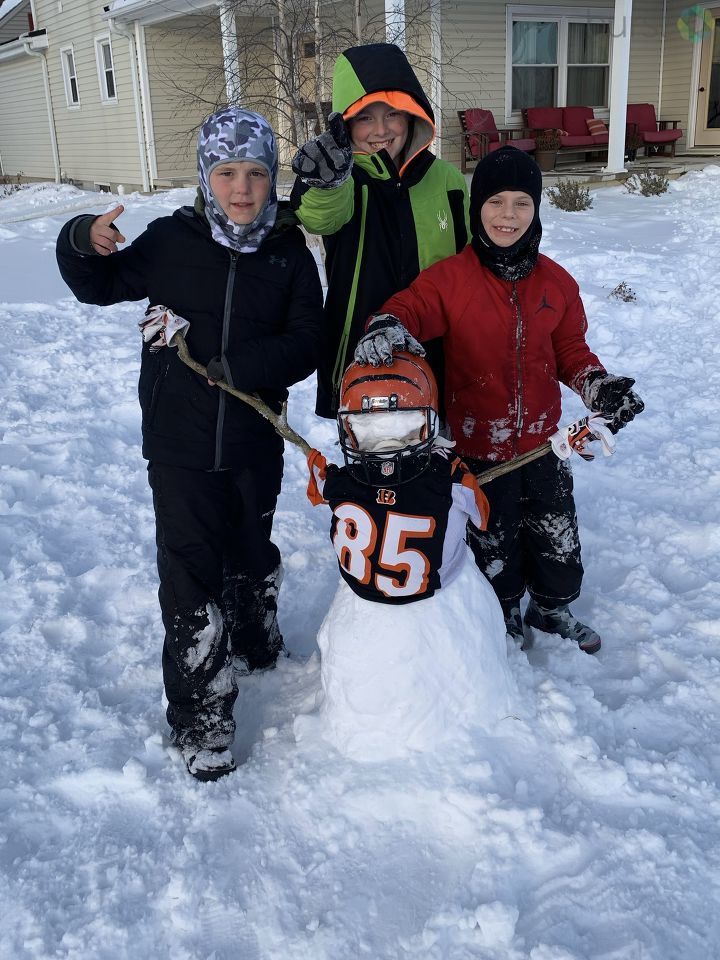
top-left (337, 352), bottom-right (439, 486)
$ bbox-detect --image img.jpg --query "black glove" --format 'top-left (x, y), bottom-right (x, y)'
top-left (291, 112), bottom-right (353, 188)
top-left (582, 371), bottom-right (644, 434)
top-left (206, 356), bottom-right (227, 383)
top-left (353, 314), bottom-right (426, 367)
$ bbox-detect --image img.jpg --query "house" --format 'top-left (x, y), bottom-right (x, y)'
top-left (0, 0), bottom-right (718, 192)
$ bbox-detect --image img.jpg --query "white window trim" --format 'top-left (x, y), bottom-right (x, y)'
top-left (95, 35), bottom-right (118, 104)
top-left (505, 5), bottom-right (613, 123)
top-left (60, 44), bottom-right (80, 109)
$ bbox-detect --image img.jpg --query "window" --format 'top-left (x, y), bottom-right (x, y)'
top-left (508, 7), bottom-right (612, 115)
top-left (60, 46), bottom-right (79, 106)
top-left (95, 38), bottom-right (117, 102)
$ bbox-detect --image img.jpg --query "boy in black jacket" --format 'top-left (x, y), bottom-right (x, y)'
top-left (56, 107), bottom-right (323, 781)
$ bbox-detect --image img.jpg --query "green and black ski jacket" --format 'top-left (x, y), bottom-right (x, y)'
top-left (290, 43), bottom-right (470, 418)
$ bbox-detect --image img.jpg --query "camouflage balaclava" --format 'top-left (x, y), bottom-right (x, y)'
top-left (197, 107), bottom-right (278, 254)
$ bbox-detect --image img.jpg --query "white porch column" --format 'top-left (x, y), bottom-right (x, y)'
top-left (219, 1), bottom-right (241, 104)
top-left (604, 0), bottom-right (633, 174)
top-left (385, 0), bottom-right (405, 49)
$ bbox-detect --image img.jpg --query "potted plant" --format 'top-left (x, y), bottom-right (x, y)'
top-left (533, 128), bottom-right (561, 171)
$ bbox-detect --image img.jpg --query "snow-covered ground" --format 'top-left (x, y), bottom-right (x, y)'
top-left (1, 169), bottom-right (719, 959)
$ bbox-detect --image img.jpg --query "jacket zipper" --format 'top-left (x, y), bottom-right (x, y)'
top-left (511, 283), bottom-right (524, 448)
top-left (214, 251), bottom-right (238, 470)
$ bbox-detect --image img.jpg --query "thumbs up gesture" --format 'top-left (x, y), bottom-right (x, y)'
top-left (89, 204), bottom-right (126, 256)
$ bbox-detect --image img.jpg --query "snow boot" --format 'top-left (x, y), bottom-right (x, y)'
top-left (524, 599), bottom-right (601, 654)
top-left (502, 604), bottom-right (525, 644)
top-left (182, 746), bottom-right (236, 782)
top-left (502, 603), bottom-right (534, 651)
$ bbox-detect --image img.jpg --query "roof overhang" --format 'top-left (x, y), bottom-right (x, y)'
top-left (104, 0), bottom-right (218, 27)
top-left (0, 28), bottom-right (48, 63)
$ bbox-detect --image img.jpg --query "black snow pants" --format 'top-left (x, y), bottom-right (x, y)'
top-left (148, 458), bottom-right (283, 750)
top-left (464, 454), bottom-right (583, 612)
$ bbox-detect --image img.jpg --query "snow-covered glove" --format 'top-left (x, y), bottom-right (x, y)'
top-left (291, 112), bottom-right (353, 188)
top-left (139, 305), bottom-right (190, 352)
top-left (550, 414), bottom-right (616, 462)
top-left (581, 372), bottom-right (644, 434)
top-left (353, 314), bottom-right (426, 367)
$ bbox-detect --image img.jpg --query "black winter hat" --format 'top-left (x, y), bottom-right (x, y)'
top-left (469, 146), bottom-right (543, 237)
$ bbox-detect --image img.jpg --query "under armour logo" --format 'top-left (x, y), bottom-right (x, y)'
top-left (437, 210), bottom-right (448, 231)
top-left (536, 290), bottom-right (556, 313)
top-left (376, 488), bottom-right (397, 505)
top-left (269, 255), bottom-right (287, 268)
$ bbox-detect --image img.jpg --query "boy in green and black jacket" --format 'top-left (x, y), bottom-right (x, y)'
top-left (291, 42), bottom-right (469, 419)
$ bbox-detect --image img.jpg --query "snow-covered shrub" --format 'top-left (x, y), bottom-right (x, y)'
top-left (624, 169), bottom-right (669, 196)
top-left (609, 281), bottom-right (637, 302)
top-left (0, 172), bottom-right (24, 196)
top-left (545, 180), bottom-right (593, 211)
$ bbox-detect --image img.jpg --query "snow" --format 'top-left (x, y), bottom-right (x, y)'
top-left (1, 169), bottom-right (719, 958)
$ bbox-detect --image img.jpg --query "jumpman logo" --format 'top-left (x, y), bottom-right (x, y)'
top-left (536, 290), bottom-right (556, 313)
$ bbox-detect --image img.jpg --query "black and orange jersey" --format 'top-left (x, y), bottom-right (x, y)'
top-left (307, 446), bottom-right (489, 604)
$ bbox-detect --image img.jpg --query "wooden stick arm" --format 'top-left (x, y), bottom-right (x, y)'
top-left (474, 441), bottom-right (552, 486)
top-left (173, 332), bottom-right (312, 457)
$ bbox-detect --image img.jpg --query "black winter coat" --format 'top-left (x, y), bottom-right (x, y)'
top-left (56, 204), bottom-right (323, 471)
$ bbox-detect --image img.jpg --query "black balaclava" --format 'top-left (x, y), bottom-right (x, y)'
top-left (469, 146), bottom-right (543, 282)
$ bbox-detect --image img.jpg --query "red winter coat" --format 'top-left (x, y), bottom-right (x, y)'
top-left (381, 246), bottom-right (605, 462)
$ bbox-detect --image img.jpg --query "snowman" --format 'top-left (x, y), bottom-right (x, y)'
top-left (306, 353), bottom-right (518, 762)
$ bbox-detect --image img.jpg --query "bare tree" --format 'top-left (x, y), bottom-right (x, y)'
top-left (145, 0), bottom-right (483, 161)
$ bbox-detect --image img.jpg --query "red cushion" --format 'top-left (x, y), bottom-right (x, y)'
top-left (562, 106), bottom-right (594, 136)
top-left (643, 129), bottom-right (682, 143)
top-left (525, 107), bottom-right (563, 130)
top-left (591, 132), bottom-right (609, 145)
top-left (586, 118), bottom-right (608, 136)
top-left (627, 103), bottom-right (657, 134)
top-left (559, 134), bottom-right (596, 147)
top-left (464, 109), bottom-right (499, 142)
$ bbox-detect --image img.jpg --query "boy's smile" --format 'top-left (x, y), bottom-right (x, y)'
top-left (209, 161), bottom-right (270, 225)
top-left (480, 190), bottom-right (535, 247)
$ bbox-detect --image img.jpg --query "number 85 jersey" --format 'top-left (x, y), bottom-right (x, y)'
top-left (307, 446), bottom-right (490, 604)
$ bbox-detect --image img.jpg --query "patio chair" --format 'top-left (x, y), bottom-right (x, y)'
top-left (457, 109), bottom-right (535, 173)
top-left (626, 103), bottom-right (683, 158)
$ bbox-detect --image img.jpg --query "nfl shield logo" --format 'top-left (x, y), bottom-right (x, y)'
top-left (381, 460), bottom-right (395, 477)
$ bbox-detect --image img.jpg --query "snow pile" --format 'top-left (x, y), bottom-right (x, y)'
top-left (310, 563), bottom-right (516, 760)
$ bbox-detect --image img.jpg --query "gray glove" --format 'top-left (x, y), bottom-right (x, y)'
top-left (582, 371), bottom-right (644, 434)
top-left (291, 112), bottom-right (353, 188)
top-left (354, 314), bottom-right (426, 367)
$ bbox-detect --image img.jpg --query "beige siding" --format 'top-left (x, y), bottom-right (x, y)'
top-left (660, 0), bottom-right (697, 145)
top-left (0, 55), bottom-right (54, 178)
top-left (144, 14), bottom-right (225, 183)
top-left (0, 1), bottom-right (30, 43)
top-left (33, 0), bottom-right (145, 189)
top-left (627, 0), bottom-right (664, 107)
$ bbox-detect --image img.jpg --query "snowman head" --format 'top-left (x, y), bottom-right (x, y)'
top-left (337, 352), bottom-right (439, 486)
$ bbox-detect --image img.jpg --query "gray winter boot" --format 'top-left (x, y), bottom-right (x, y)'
top-left (502, 603), bottom-right (533, 651)
top-left (524, 599), bottom-right (601, 654)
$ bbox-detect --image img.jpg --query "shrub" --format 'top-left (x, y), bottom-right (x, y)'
top-left (0, 172), bottom-right (24, 196)
top-left (624, 169), bottom-right (669, 196)
top-left (545, 180), bottom-right (593, 211)
top-left (609, 281), bottom-right (637, 302)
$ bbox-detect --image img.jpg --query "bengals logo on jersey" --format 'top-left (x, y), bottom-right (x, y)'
top-left (376, 488), bottom-right (397, 505)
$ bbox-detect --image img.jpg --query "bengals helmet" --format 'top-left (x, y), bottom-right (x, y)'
top-left (337, 352), bottom-right (439, 486)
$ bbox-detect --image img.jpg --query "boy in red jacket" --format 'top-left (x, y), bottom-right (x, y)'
top-left (353, 146), bottom-right (644, 653)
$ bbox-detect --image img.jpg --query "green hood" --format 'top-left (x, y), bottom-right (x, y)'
top-left (332, 43), bottom-right (435, 166)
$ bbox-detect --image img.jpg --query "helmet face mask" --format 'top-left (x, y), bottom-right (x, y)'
top-left (337, 353), bottom-right (439, 486)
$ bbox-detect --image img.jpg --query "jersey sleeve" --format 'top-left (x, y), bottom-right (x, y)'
top-left (451, 458), bottom-right (490, 530)
top-left (306, 449), bottom-right (329, 505)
